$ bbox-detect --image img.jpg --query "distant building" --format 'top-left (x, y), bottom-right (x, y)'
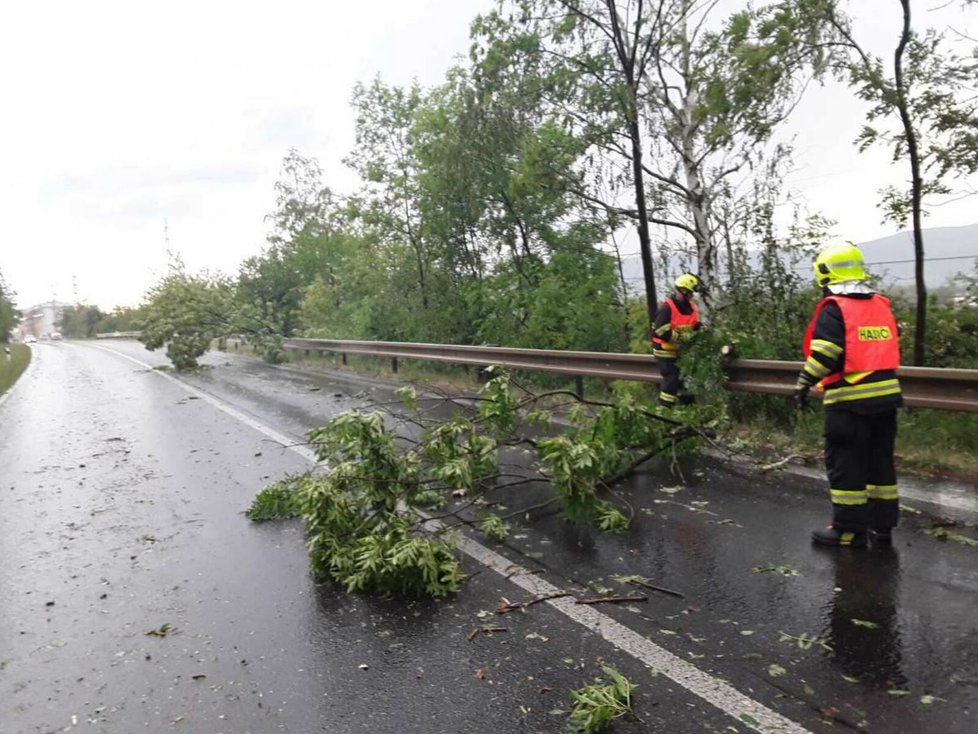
top-left (20, 301), bottom-right (71, 339)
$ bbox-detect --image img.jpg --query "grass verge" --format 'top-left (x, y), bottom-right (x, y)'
top-left (728, 403), bottom-right (978, 480)
top-left (0, 343), bottom-right (31, 399)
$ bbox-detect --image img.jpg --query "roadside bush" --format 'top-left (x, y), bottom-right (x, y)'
top-left (140, 264), bottom-right (232, 371)
top-left (896, 304), bottom-right (978, 369)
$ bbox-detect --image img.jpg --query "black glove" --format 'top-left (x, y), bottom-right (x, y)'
top-left (792, 384), bottom-right (810, 410)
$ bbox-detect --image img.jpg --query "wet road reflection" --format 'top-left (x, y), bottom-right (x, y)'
top-left (823, 546), bottom-right (906, 690)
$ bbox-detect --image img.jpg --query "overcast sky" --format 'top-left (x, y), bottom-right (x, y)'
top-left (1, 0), bottom-right (975, 311)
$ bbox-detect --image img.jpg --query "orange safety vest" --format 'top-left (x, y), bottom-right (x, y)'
top-left (652, 298), bottom-right (700, 356)
top-left (803, 294), bottom-right (900, 387)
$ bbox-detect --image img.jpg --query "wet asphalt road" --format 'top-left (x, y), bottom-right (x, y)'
top-left (1, 340), bottom-right (977, 734)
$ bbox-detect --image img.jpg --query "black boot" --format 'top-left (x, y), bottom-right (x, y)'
top-left (870, 527), bottom-right (893, 544)
top-left (812, 525), bottom-right (868, 548)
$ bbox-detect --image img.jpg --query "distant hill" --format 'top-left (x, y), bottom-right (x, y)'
top-left (618, 223), bottom-right (978, 292)
top-left (857, 224), bottom-right (978, 288)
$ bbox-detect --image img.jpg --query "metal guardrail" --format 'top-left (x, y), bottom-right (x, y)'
top-left (282, 338), bottom-right (978, 413)
top-left (96, 331), bottom-right (143, 339)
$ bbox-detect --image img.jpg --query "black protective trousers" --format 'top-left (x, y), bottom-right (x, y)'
top-left (823, 408), bottom-right (899, 531)
top-left (658, 357), bottom-right (684, 404)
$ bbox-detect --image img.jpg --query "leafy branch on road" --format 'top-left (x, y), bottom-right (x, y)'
top-left (568, 666), bottom-right (636, 734)
top-left (250, 367), bottom-right (709, 598)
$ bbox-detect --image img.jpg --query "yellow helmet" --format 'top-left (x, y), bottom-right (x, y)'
top-left (675, 273), bottom-right (700, 293)
top-left (813, 242), bottom-right (866, 287)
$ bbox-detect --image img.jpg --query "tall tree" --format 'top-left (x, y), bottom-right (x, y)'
top-left (238, 150), bottom-right (351, 354)
top-left (820, 0), bottom-right (978, 365)
top-left (472, 0), bottom-right (669, 328)
top-left (346, 79), bottom-right (433, 311)
top-left (638, 0), bottom-right (831, 293)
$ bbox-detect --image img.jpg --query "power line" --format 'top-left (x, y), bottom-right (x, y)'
top-left (787, 253), bottom-right (977, 272)
top-left (864, 255), bottom-right (978, 266)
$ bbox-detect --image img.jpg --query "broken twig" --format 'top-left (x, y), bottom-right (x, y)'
top-left (497, 592), bottom-right (573, 614)
top-left (575, 594), bottom-right (648, 606)
top-left (626, 579), bottom-right (685, 599)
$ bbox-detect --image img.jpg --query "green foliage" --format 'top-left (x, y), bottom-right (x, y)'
top-left (478, 369), bottom-right (521, 436)
top-left (0, 343), bottom-right (30, 397)
top-left (254, 369), bottom-right (701, 597)
top-left (475, 250), bottom-right (628, 353)
top-left (57, 304), bottom-right (106, 338)
top-left (95, 305), bottom-right (147, 334)
top-left (595, 502), bottom-right (629, 534)
top-left (568, 666), bottom-right (636, 734)
top-left (0, 269), bottom-right (18, 342)
top-left (477, 512), bottom-right (510, 542)
top-left (538, 395), bottom-right (677, 525)
top-left (295, 410), bottom-right (464, 598)
top-left (140, 259), bottom-right (232, 370)
top-left (246, 476), bottom-right (303, 521)
top-left (897, 302), bottom-right (978, 369)
top-left (538, 435), bottom-right (608, 521)
top-left (676, 329), bottom-right (728, 403)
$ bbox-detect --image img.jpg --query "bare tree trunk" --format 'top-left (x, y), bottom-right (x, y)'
top-left (895, 0), bottom-right (927, 365)
top-left (608, 218), bottom-right (633, 342)
top-left (629, 117), bottom-right (660, 329)
top-left (678, 15), bottom-right (714, 307)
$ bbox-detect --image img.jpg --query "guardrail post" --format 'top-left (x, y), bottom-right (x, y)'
top-left (575, 376), bottom-right (585, 399)
top-left (392, 357), bottom-right (399, 374)
top-left (342, 353), bottom-right (348, 366)
top-left (305, 349), bottom-right (310, 357)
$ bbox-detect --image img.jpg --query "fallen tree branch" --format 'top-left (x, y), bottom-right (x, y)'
top-left (497, 592), bottom-right (573, 614)
top-left (575, 594), bottom-right (648, 606)
top-left (626, 579), bottom-right (685, 599)
top-left (756, 454), bottom-right (807, 473)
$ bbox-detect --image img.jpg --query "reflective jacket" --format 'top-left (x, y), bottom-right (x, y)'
top-left (652, 297), bottom-right (700, 359)
top-left (799, 294), bottom-right (902, 410)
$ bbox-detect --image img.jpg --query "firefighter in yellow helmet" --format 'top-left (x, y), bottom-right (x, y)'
top-left (795, 243), bottom-right (902, 548)
top-left (652, 273), bottom-right (701, 408)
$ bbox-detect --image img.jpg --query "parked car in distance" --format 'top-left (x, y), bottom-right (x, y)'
top-left (24, 335), bottom-right (37, 343)
top-left (50, 332), bottom-right (64, 340)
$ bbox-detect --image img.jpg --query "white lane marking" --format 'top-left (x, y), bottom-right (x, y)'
top-left (454, 535), bottom-right (809, 734)
top-left (94, 344), bottom-right (812, 734)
